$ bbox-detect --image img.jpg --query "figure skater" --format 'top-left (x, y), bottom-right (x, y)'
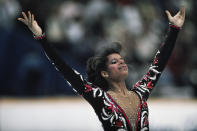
top-left (18, 6), bottom-right (185, 131)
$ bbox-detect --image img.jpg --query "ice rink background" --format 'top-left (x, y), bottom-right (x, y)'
top-left (1, 0), bottom-right (197, 130)
top-left (0, 97), bottom-right (197, 131)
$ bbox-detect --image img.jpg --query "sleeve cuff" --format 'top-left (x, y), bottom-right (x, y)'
top-left (169, 23), bottom-right (181, 30)
top-left (33, 33), bottom-right (46, 40)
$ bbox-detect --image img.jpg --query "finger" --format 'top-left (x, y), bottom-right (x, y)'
top-left (180, 6), bottom-right (185, 19)
top-left (28, 11), bottom-right (32, 24)
top-left (18, 18), bottom-right (28, 25)
top-left (34, 20), bottom-right (38, 25)
top-left (22, 12), bottom-right (28, 21)
top-left (174, 10), bottom-right (181, 18)
top-left (32, 14), bottom-right (34, 23)
top-left (165, 10), bottom-right (172, 20)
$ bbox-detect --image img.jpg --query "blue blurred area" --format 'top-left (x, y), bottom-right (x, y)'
top-left (0, 26), bottom-right (86, 96)
top-left (0, 0), bottom-right (197, 97)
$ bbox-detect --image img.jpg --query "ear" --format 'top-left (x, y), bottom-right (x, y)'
top-left (101, 71), bottom-right (109, 79)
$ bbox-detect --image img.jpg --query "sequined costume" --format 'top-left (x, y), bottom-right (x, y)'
top-left (38, 25), bottom-right (180, 131)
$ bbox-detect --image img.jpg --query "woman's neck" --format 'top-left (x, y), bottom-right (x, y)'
top-left (108, 81), bottom-right (128, 95)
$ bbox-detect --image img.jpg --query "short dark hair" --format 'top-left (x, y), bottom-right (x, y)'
top-left (86, 42), bottom-right (122, 91)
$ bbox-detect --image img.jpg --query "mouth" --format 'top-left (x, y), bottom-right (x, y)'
top-left (118, 65), bottom-right (128, 71)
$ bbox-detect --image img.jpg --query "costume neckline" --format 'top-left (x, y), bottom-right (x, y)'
top-left (106, 92), bottom-right (132, 130)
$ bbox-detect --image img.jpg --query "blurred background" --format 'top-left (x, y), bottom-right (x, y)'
top-left (0, 0), bottom-right (197, 130)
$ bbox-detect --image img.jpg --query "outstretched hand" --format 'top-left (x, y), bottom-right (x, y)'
top-left (18, 11), bottom-right (42, 36)
top-left (165, 6), bottom-right (185, 28)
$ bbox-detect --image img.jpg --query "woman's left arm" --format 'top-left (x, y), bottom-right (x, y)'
top-left (133, 6), bottom-right (185, 100)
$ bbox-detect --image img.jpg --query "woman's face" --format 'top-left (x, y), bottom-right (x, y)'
top-left (105, 53), bottom-right (128, 81)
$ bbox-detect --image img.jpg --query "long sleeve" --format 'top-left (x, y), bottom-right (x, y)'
top-left (38, 38), bottom-right (86, 94)
top-left (37, 38), bottom-right (134, 131)
top-left (132, 25), bottom-right (180, 100)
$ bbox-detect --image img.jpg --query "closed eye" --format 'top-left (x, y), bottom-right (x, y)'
top-left (110, 58), bottom-right (126, 64)
top-left (111, 59), bottom-right (117, 64)
top-left (120, 58), bottom-right (125, 63)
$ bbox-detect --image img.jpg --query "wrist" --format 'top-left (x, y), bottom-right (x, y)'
top-left (169, 22), bottom-right (181, 30)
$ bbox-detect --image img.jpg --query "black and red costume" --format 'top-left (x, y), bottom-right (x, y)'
top-left (37, 25), bottom-right (180, 131)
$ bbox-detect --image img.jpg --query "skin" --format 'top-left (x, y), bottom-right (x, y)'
top-left (18, 6), bottom-right (185, 96)
top-left (101, 53), bottom-right (129, 95)
top-left (106, 53), bottom-right (128, 81)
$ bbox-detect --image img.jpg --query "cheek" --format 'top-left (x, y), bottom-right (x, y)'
top-left (108, 65), bottom-right (116, 70)
top-left (107, 65), bottom-right (118, 74)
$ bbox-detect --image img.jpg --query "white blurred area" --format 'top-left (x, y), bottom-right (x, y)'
top-left (0, 97), bottom-right (197, 131)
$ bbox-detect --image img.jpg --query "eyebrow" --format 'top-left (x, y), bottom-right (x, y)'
top-left (113, 57), bottom-right (123, 59)
top-left (111, 57), bottom-right (124, 61)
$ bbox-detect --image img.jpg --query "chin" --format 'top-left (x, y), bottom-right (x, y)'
top-left (121, 71), bottom-right (128, 78)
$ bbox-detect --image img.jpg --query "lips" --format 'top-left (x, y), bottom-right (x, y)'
top-left (118, 65), bottom-right (128, 70)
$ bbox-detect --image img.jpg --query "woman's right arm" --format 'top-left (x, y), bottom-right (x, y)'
top-left (18, 11), bottom-right (86, 94)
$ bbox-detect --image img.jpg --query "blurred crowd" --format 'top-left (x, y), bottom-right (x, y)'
top-left (0, 0), bottom-right (197, 98)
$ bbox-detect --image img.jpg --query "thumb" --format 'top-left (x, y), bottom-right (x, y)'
top-left (33, 20), bottom-right (38, 25)
top-left (165, 10), bottom-right (172, 21)
top-left (32, 20), bottom-right (40, 27)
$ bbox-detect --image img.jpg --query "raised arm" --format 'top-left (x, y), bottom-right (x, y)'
top-left (132, 6), bottom-right (185, 100)
top-left (18, 11), bottom-right (86, 94)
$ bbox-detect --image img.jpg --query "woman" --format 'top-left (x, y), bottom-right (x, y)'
top-left (18, 6), bottom-right (185, 131)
